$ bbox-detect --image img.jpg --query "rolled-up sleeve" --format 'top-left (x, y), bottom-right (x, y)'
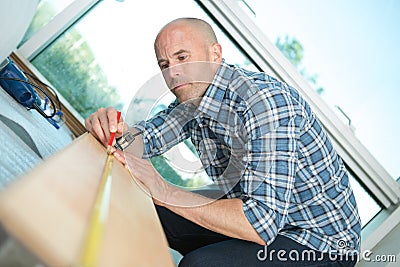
top-left (134, 101), bottom-right (192, 158)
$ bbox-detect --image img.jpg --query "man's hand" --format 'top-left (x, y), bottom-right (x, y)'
top-left (113, 150), bottom-right (172, 204)
top-left (85, 107), bottom-right (128, 147)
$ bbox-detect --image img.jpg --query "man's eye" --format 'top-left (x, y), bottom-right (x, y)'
top-left (178, 55), bottom-right (187, 61)
top-left (160, 64), bottom-right (169, 70)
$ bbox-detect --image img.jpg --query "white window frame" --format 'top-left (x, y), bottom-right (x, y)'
top-left (18, 0), bottom-right (99, 59)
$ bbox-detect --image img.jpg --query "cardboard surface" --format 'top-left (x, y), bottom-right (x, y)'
top-left (0, 133), bottom-right (174, 267)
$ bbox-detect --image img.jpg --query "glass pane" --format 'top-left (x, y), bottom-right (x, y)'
top-left (19, 0), bottom-right (75, 46)
top-left (348, 171), bottom-right (381, 227)
top-left (244, 0), bottom-right (400, 180)
top-left (30, 0), bottom-right (255, 188)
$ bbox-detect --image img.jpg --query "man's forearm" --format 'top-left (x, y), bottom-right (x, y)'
top-left (158, 188), bottom-right (266, 246)
top-left (113, 150), bottom-right (265, 245)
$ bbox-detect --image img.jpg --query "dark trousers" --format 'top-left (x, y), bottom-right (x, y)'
top-left (155, 205), bottom-right (357, 267)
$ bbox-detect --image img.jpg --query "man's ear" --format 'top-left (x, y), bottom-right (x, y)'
top-left (210, 43), bottom-right (222, 63)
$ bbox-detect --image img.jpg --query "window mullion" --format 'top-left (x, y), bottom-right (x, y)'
top-left (18, 0), bottom-right (100, 60)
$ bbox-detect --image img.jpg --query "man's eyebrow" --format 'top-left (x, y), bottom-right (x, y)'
top-left (173, 49), bottom-right (190, 56)
top-left (157, 58), bottom-right (167, 65)
top-left (157, 49), bottom-right (190, 65)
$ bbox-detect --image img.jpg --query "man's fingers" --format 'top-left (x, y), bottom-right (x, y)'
top-left (116, 153), bottom-right (154, 179)
top-left (98, 112), bottom-right (110, 144)
top-left (84, 107), bottom-right (122, 146)
top-left (114, 150), bottom-right (126, 165)
top-left (117, 121), bottom-right (128, 133)
top-left (106, 108), bottom-right (119, 133)
top-left (84, 112), bottom-right (105, 144)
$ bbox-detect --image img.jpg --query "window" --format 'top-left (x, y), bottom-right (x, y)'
top-left (19, 0), bottom-right (75, 46)
top-left (348, 172), bottom-right (381, 226)
top-left (243, 0), bottom-right (400, 181)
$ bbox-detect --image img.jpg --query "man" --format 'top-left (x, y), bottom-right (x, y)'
top-left (85, 18), bottom-right (361, 266)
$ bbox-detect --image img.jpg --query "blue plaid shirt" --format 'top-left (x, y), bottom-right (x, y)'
top-left (135, 60), bottom-right (361, 254)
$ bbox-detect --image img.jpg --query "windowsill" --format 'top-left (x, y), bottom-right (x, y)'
top-left (361, 197), bottom-right (400, 254)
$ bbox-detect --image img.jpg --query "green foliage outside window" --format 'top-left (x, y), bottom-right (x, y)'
top-left (32, 31), bottom-right (123, 119)
top-left (25, 2), bottom-right (123, 119)
top-left (275, 36), bottom-right (324, 95)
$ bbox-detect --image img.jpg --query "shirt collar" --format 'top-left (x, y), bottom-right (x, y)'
top-left (196, 59), bottom-right (234, 119)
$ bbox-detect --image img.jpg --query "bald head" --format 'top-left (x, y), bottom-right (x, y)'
top-left (155, 18), bottom-right (218, 49)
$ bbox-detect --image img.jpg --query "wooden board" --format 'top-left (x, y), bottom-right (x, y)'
top-left (0, 133), bottom-right (174, 267)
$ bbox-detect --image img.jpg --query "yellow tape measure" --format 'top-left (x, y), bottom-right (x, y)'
top-left (77, 153), bottom-right (114, 267)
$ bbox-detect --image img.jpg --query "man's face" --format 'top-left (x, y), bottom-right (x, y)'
top-left (155, 23), bottom-right (221, 103)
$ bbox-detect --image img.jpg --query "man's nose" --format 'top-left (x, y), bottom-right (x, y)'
top-left (167, 63), bottom-right (184, 77)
